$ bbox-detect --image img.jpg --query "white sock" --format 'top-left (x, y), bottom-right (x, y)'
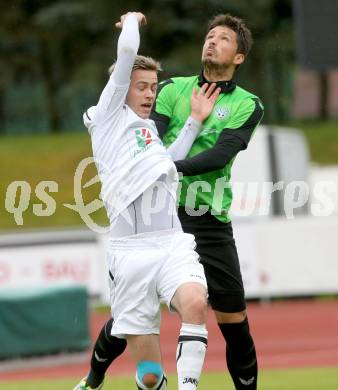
top-left (176, 323), bottom-right (208, 389)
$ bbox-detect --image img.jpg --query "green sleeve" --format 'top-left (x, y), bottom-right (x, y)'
top-left (154, 79), bottom-right (177, 117)
top-left (227, 97), bottom-right (264, 129)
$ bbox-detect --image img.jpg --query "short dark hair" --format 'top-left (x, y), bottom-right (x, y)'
top-left (207, 14), bottom-right (253, 56)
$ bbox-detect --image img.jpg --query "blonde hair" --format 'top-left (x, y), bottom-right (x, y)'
top-left (108, 55), bottom-right (162, 75)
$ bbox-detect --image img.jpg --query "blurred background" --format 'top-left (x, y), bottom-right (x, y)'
top-left (0, 0), bottom-right (338, 388)
top-left (0, 0), bottom-right (337, 134)
top-left (1, 0), bottom-right (338, 227)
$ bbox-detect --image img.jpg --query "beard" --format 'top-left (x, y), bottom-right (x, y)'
top-left (202, 57), bottom-right (229, 75)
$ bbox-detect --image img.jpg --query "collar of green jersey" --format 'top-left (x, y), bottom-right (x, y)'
top-left (198, 72), bottom-right (236, 94)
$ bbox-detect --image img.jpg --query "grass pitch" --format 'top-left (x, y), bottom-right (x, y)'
top-left (1, 367), bottom-right (338, 389)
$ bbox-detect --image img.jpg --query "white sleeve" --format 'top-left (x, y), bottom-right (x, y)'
top-left (166, 116), bottom-right (202, 161)
top-left (94, 14), bottom-right (140, 120)
top-left (83, 106), bottom-right (97, 134)
top-left (113, 14), bottom-right (140, 85)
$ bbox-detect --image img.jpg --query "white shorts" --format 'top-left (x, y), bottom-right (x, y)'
top-left (107, 229), bottom-right (207, 338)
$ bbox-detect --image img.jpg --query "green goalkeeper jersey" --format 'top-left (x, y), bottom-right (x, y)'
top-left (152, 74), bottom-right (264, 223)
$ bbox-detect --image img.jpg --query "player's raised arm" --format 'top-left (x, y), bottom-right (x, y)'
top-left (95, 12), bottom-right (146, 118)
top-left (113, 12), bottom-right (147, 85)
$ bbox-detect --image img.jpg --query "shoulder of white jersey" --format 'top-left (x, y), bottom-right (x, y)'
top-left (147, 119), bottom-right (158, 135)
top-left (83, 106), bottom-right (96, 133)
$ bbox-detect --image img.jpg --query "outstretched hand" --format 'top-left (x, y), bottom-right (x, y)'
top-left (115, 12), bottom-right (147, 29)
top-left (190, 83), bottom-right (221, 123)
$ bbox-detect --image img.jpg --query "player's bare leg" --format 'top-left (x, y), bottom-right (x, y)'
top-left (127, 334), bottom-right (167, 389)
top-left (171, 282), bottom-right (208, 389)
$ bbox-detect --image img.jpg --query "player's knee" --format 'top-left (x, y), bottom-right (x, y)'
top-left (136, 361), bottom-right (163, 389)
top-left (192, 294), bottom-right (207, 317)
top-left (184, 289), bottom-right (208, 322)
top-left (172, 283), bottom-right (207, 323)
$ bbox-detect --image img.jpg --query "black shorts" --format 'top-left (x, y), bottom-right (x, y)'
top-left (178, 207), bottom-right (246, 313)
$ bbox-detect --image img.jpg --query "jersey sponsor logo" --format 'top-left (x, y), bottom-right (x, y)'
top-left (239, 376), bottom-right (255, 386)
top-left (214, 106), bottom-right (230, 120)
top-left (133, 127), bottom-right (154, 157)
top-left (199, 127), bottom-right (217, 137)
top-left (135, 128), bottom-right (153, 148)
top-left (182, 377), bottom-right (199, 385)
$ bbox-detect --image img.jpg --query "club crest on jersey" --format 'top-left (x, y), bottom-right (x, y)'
top-left (214, 106), bottom-right (230, 120)
top-left (135, 128), bottom-right (153, 149)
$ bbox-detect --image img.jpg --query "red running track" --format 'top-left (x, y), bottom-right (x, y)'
top-left (1, 299), bottom-right (338, 381)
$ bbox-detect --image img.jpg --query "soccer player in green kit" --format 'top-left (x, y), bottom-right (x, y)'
top-left (151, 14), bottom-right (264, 390)
top-left (76, 13), bottom-right (263, 390)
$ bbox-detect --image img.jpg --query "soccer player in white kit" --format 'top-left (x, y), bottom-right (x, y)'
top-left (74, 11), bottom-right (220, 390)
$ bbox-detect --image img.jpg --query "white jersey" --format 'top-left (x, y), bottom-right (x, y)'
top-left (83, 15), bottom-right (177, 223)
